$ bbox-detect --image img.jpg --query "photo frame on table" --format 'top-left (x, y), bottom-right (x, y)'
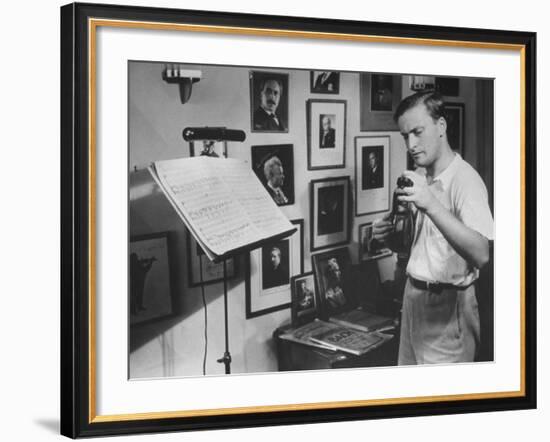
top-left (61, 3), bottom-right (535, 438)
top-left (359, 73), bottom-right (402, 131)
top-left (290, 272), bottom-right (318, 326)
top-left (129, 232), bottom-right (177, 326)
top-left (310, 176), bottom-right (352, 251)
top-left (355, 135), bottom-right (391, 215)
top-left (307, 99), bottom-right (347, 170)
top-left (358, 222), bottom-right (393, 262)
top-left (445, 102), bottom-right (466, 155)
top-left (186, 232), bottom-right (236, 287)
top-left (245, 219), bottom-right (304, 319)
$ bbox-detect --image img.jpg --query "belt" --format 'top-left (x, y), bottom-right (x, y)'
top-left (408, 276), bottom-right (472, 293)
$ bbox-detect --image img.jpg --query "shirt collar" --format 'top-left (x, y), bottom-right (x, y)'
top-left (432, 152), bottom-right (462, 189)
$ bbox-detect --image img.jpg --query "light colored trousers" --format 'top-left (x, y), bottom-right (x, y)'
top-left (398, 278), bottom-right (480, 365)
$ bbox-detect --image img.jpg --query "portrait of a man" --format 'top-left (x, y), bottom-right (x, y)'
top-left (296, 279), bottom-right (314, 312)
top-left (323, 257), bottom-right (347, 309)
top-left (317, 185), bottom-right (345, 235)
top-left (252, 144), bottom-right (295, 206)
top-left (250, 72), bottom-right (289, 132)
top-left (262, 241), bottom-right (290, 290)
top-left (371, 74), bottom-right (394, 111)
top-left (311, 71), bottom-right (340, 94)
top-left (319, 114), bottom-right (336, 148)
top-left (362, 146), bottom-right (384, 190)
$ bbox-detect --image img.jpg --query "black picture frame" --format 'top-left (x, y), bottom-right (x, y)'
top-left (249, 70), bottom-right (289, 133)
top-left (251, 144), bottom-right (295, 206)
top-left (290, 271), bottom-right (318, 326)
top-left (359, 73), bottom-right (402, 131)
top-left (445, 102), bottom-right (466, 155)
top-left (310, 70), bottom-right (340, 94)
top-left (61, 3), bottom-right (536, 438)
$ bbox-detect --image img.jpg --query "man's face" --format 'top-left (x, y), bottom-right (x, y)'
top-left (270, 164), bottom-right (284, 188)
top-left (270, 249), bottom-right (281, 268)
top-left (398, 103), bottom-right (445, 169)
top-left (260, 80), bottom-right (281, 113)
top-left (369, 152), bottom-right (377, 169)
top-left (322, 117), bottom-right (331, 131)
top-left (328, 259), bottom-right (341, 280)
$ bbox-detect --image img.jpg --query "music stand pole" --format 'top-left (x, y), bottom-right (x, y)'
top-left (216, 259), bottom-right (232, 374)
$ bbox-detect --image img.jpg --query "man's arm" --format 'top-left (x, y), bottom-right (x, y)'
top-left (397, 171), bottom-right (489, 269)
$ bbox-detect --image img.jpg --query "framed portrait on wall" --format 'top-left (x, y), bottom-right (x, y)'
top-left (358, 222), bottom-right (393, 262)
top-left (310, 176), bottom-right (351, 251)
top-left (249, 70), bottom-right (289, 133)
top-left (129, 232), bottom-right (177, 326)
top-left (246, 219), bottom-right (304, 319)
top-left (186, 233), bottom-right (236, 287)
top-left (307, 99), bottom-right (347, 170)
top-left (355, 135), bottom-right (391, 215)
top-left (251, 144), bottom-right (295, 206)
top-left (189, 138), bottom-right (228, 158)
top-left (436, 76), bottom-right (460, 96)
top-left (445, 102), bottom-right (465, 155)
top-left (360, 73), bottom-right (402, 131)
top-left (310, 71), bottom-right (340, 94)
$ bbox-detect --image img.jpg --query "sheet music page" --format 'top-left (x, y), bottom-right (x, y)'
top-left (150, 157), bottom-right (293, 258)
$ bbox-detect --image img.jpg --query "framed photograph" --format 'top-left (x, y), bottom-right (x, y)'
top-left (311, 247), bottom-right (353, 318)
top-left (360, 73), bottom-right (402, 131)
top-left (355, 135), bottom-right (391, 215)
top-left (358, 222), bottom-right (393, 262)
top-left (250, 70), bottom-right (289, 133)
top-left (62, 3), bottom-right (535, 438)
top-left (310, 71), bottom-right (340, 94)
top-left (290, 272), bottom-right (318, 326)
top-left (251, 144), bottom-right (294, 206)
top-left (436, 76), bottom-right (460, 96)
top-left (445, 102), bottom-right (465, 155)
top-left (129, 232), bottom-right (177, 326)
top-left (307, 99), bottom-right (347, 170)
top-left (310, 176), bottom-right (351, 251)
top-left (186, 233), bottom-right (236, 287)
top-left (246, 219), bottom-right (304, 319)
top-left (189, 138), bottom-right (228, 158)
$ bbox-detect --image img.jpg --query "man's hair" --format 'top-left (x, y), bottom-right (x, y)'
top-left (260, 78), bottom-right (283, 95)
top-left (393, 90), bottom-right (446, 123)
top-left (263, 156), bottom-right (283, 181)
top-left (270, 247), bottom-right (281, 257)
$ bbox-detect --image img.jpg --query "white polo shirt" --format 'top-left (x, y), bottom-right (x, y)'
top-left (406, 153), bottom-right (494, 287)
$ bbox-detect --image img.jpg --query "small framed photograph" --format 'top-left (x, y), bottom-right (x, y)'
top-left (187, 233), bottom-right (236, 287)
top-left (311, 247), bottom-right (352, 318)
top-left (251, 144), bottom-right (294, 206)
top-left (246, 219), bottom-right (304, 319)
top-left (290, 272), bottom-right (318, 326)
top-left (360, 73), bottom-right (402, 131)
top-left (307, 99), bottom-right (347, 170)
top-left (358, 222), bottom-right (393, 262)
top-left (129, 232), bottom-right (177, 326)
top-left (445, 102), bottom-right (465, 155)
top-left (436, 76), bottom-right (460, 96)
top-left (310, 71), bottom-right (340, 94)
top-left (189, 137), bottom-right (228, 158)
top-left (310, 176), bottom-right (351, 251)
top-left (250, 70), bottom-right (289, 133)
top-left (355, 136), bottom-right (391, 215)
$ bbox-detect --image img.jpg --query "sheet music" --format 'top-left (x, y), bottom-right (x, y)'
top-left (150, 157), bottom-right (293, 259)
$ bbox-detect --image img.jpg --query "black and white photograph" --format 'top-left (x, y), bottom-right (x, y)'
top-left (60, 3), bottom-right (536, 438)
top-left (251, 144), bottom-right (294, 206)
top-left (129, 232), bottom-right (176, 326)
top-left (358, 222), bottom-right (393, 262)
top-left (290, 272), bottom-right (318, 326)
top-left (307, 99), bottom-right (347, 169)
top-left (360, 73), bottom-right (402, 131)
top-left (250, 71), bottom-right (289, 132)
top-left (310, 70), bottom-right (340, 94)
top-left (246, 219), bottom-right (304, 318)
top-left (310, 176), bottom-right (351, 250)
top-left (355, 135), bottom-right (390, 215)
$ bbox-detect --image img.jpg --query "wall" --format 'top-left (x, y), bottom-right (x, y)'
top-left (128, 62), bottom-right (411, 377)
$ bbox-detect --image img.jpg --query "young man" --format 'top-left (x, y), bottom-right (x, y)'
top-left (373, 90), bottom-right (494, 365)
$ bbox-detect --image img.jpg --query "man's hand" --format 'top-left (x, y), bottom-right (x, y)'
top-left (396, 170), bottom-right (440, 214)
top-left (372, 212), bottom-right (394, 244)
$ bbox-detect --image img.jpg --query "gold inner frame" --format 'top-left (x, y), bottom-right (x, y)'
top-left (87, 18), bottom-right (527, 424)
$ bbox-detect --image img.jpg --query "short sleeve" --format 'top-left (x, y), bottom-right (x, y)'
top-left (453, 167), bottom-right (494, 241)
